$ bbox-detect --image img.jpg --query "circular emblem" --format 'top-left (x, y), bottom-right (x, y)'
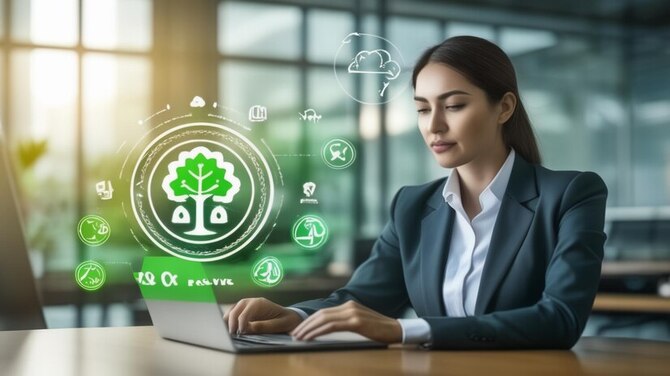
top-left (77, 215), bottom-right (111, 246)
top-left (251, 256), bottom-right (284, 287)
top-left (75, 260), bottom-right (107, 291)
top-left (334, 32), bottom-right (407, 105)
top-left (321, 138), bottom-right (356, 170)
top-left (130, 122), bottom-right (276, 262)
top-left (291, 215), bottom-right (329, 250)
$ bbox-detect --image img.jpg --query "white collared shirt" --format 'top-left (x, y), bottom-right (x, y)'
top-left (398, 149), bottom-right (516, 344)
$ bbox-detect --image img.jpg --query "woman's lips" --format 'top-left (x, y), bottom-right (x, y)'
top-left (431, 142), bottom-right (456, 153)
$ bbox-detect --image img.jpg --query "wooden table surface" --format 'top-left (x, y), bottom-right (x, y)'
top-left (1, 326), bottom-right (668, 376)
top-left (593, 293), bottom-right (670, 313)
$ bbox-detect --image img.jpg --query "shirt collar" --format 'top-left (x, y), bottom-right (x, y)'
top-left (442, 148), bottom-right (516, 205)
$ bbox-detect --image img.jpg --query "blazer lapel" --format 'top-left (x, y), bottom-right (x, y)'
top-left (474, 156), bottom-right (538, 315)
top-left (419, 184), bottom-right (454, 316)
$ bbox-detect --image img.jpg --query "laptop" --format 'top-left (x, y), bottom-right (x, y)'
top-left (144, 298), bottom-right (388, 353)
top-left (0, 129), bottom-right (47, 330)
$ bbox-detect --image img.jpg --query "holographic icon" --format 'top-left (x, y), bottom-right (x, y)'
top-left (249, 105), bottom-right (267, 122)
top-left (298, 109), bottom-right (322, 123)
top-left (135, 271), bottom-right (157, 286)
top-left (188, 277), bottom-right (234, 287)
top-left (77, 215), bottom-right (111, 246)
top-left (129, 121), bottom-right (279, 262)
top-left (96, 180), bottom-right (114, 200)
top-left (291, 215), bottom-right (328, 250)
top-left (251, 256), bottom-right (283, 287)
top-left (160, 271), bottom-right (179, 287)
top-left (74, 260), bottom-right (106, 291)
top-left (190, 96), bottom-right (206, 108)
top-left (162, 146), bottom-right (241, 237)
top-left (348, 49), bottom-right (401, 97)
top-left (322, 138), bottom-right (356, 170)
top-left (300, 182), bottom-right (318, 205)
top-left (334, 32), bottom-right (407, 104)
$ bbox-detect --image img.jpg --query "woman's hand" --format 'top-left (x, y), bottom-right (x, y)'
top-left (290, 300), bottom-right (402, 344)
top-left (223, 297), bottom-right (304, 335)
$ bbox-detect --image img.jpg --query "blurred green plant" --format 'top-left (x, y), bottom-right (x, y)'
top-left (17, 139), bottom-right (48, 170)
top-left (14, 138), bottom-right (57, 263)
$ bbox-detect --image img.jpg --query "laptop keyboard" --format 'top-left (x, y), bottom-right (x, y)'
top-left (232, 333), bottom-right (296, 346)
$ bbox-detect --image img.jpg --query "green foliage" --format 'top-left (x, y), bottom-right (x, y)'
top-left (168, 152), bottom-right (233, 199)
top-left (16, 139), bottom-right (48, 170)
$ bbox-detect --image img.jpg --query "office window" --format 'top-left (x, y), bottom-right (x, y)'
top-left (362, 14), bottom-right (380, 42)
top-left (445, 22), bottom-right (495, 41)
top-left (82, 53), bottom-right (150, 219)
top-left (218, 60), bottom-right (305, 250)
top-left (10, 49), bottom-right (79, 271)
top-left (0, 0), bottom-right (4, 39)
top-left (219, 61), bottom-right (301, 147)
top-left (359, 103), bottom-right (383, 238)
top-left (307, 66), bottom-right (357, 261)
top-left (631, 33), bottom-right (670, 206)
top-left (307, 9), bottom-right (354, 64)
top-left (82, 0), bottom-right (153, 51)
top-left (83, 54), bottom-right (150, 159)
top-left (10, 49), bottom-right (78, 171)
top-left (6, 0), bottom-right (153, 276)
top-left (387, 16), bottom-right (441, 66)
top-left (385, 16), bottom-right (442, 204)
top-left (511, 33), bottom-right (624, 205)
top-left (11, 0), bottom-right (79, 46)
top-left (0, 53), bottom-right (3, 121)
top-left (218, 2), bottom-right (302, 59)
top-left (218, 1), bottom-right (366, 269)
top-left (306, 67), bottom-right (357, 141)
top-left (499, 27), bottom-right (557, 56)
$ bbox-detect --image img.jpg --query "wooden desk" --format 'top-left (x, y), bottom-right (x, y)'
top-left (593, 293), bottom-right (670, 314)
top-left (1, 326), bottom-right (668, 375)
top-left (601, 261), bottom-right (670, 277)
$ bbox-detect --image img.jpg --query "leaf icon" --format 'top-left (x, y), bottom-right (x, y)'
top-left (162, 146), bottom-right (241, 236)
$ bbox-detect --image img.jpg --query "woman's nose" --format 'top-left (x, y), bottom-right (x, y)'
top-left (428, 109), bottom-right (448, 133)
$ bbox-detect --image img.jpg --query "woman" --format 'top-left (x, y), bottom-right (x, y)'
top-left (224, 36), bottom-right (608, 349)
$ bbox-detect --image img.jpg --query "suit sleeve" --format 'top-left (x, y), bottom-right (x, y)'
top-left (289, 187), bottom-right (410, 319)
top-left (422, 172), bottom-right (608, 349)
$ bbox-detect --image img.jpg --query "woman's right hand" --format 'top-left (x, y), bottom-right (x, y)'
top-left (223, 297), bottom-right (304, 335)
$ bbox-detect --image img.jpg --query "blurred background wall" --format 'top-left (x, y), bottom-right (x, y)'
top-left (1, 0), bottom-right (669, 340)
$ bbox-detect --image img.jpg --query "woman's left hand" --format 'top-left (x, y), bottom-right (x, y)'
top-left (289, 300), bottom-right (403, 344)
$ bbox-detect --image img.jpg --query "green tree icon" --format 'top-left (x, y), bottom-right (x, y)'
top-left (162, 146), bottom-right (241, 236)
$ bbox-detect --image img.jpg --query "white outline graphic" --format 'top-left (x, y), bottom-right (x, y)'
top-left (348, 50), bottom-right (400, 77)
top-left (162, 146), bottom-right (241, 204)
top-left (190, 96), bottom-right (206, 108)
top-left (291, 215), bottom-right (329, 250)
top-left (249, 105), bottom-right (267, 122)
top-left (334, 32), bottom-right (407, 104)
top-left (95, 180), bottom-right (114, 200)
top-left (298, 108), bottom-right (322, 123)
top-left (130, 122), bottom-right (275, 262)
top-left (251, 256), bottom-right (284, 287)
top-left (321, 138), bottom-right (356, 170)
top-left (148, 140), bottom-right (255, 245)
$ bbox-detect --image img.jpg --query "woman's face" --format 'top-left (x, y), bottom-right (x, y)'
top-left (414, 62), bottom-right (510, 169)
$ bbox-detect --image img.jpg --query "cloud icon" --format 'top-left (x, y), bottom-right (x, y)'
top-left (190, 96), bottom-right (206, 108)
top-left (348, 49), bottom-right (401, 80)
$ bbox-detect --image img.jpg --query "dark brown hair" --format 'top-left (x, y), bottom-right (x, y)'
top-left (412, 36), bottom-right (542, 165)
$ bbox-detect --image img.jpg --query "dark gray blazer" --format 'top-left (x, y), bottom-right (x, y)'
top-left (291, 154), bottom-right (608, 350)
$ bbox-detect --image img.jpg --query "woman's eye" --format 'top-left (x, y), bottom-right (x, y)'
top-left (446, 104), bottom-right (465, 111)
top-left (417, 108), bottom-right (430, 114)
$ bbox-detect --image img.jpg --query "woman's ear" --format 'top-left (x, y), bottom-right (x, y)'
top-left (498, 92), bottom-right (517, 125)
